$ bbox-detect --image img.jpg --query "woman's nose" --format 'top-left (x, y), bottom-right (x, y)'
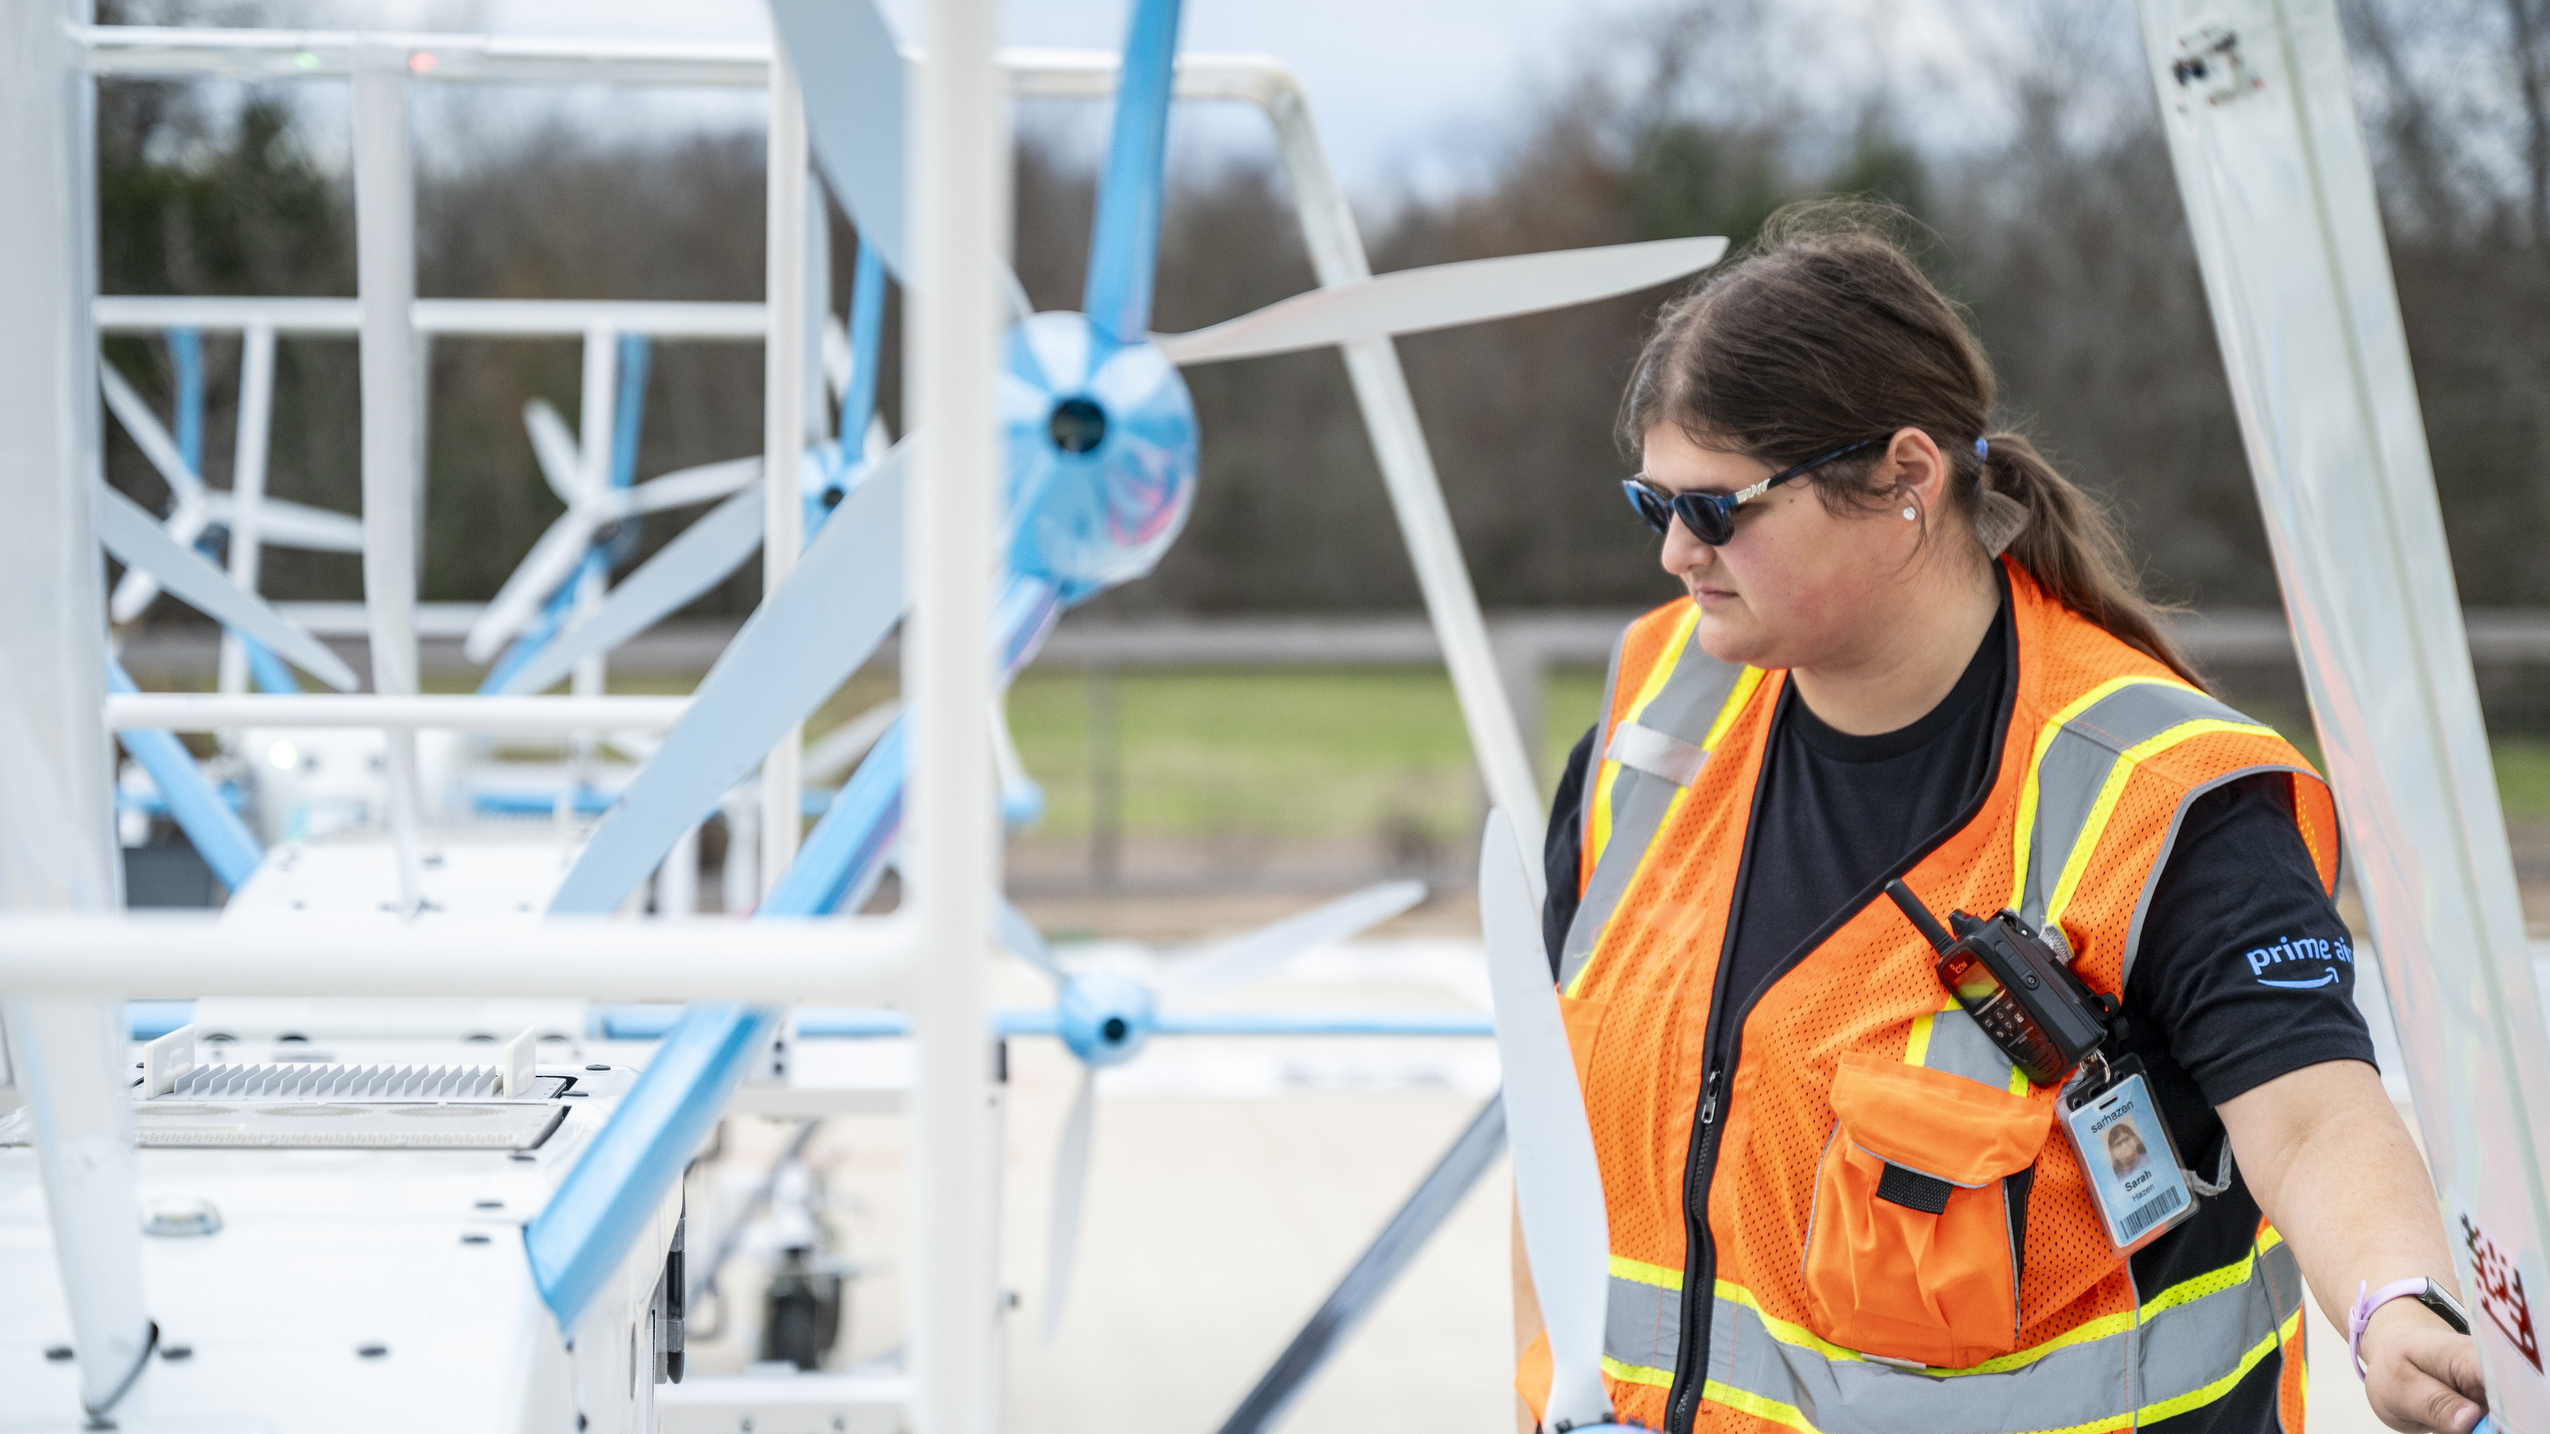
top-left (1661, 518), bottom-right (1713, 576)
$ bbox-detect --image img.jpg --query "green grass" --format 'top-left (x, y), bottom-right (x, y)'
top-left (997, 667), bottom-right (1609, 844)
top-left (569, 665), bottom-right (2550, 839)
top-left (2496, 739), bottom-right (2550, 819)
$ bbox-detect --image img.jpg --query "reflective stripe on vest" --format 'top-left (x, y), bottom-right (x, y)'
top-left (1911, 677), bottom-right (2280, 1099)
top-left (2010, 677), bottom-right (2275, 976)
top-left (1561, 607), bottom-right (1754, 992)
top-left (1600, 1235), bottom-right (2303, 1432)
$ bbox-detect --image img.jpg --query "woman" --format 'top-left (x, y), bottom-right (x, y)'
top-left (1517, 203), bottom-right (2485, 1434)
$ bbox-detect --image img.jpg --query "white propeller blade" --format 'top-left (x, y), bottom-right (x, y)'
top-left (1157, 235), bottom-right (1729, 368)
top-left (465, 508), bottom-right (601, 662)
top-left (1480, 808), bottom-right (1612, 1430)
top-left (996, 900), bottom-right (1064, 983)
top-left (199, 491), bottom-right (367, 553)
top-left (107, 497), bottom-right (209, 623)
top-left (524, 398), bottom-right (585, 507)
top-left (95, 484), bottom-right (361, 692)
top-left (1045, 1066), bottom-right (1097, 1342)
top-left (99, 364), bottom-right (203, 501)
top-left (628, 456), bottom-right (762, 514)
top-left (98, 364), bottom-right (369, 615)
top-left (100, 364), bottom-right (213, 621)
top-left (491, 484), bottom-right (765, 695)
top-left (545, 443), bottom-right (910, 915)
top-left (1165, 879), bottom-right (1427, 997)
top-left (804, 700), bottom-right (900, 784)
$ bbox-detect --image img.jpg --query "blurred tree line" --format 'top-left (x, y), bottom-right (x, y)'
top-left (96, 0), bottom-right (2550, 631)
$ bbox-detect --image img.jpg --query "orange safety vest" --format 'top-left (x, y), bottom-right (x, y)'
top-left (1522, 560), bottom-right (2339, 1433)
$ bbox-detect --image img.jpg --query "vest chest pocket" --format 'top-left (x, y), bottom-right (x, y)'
top-left (1801, 1051), bottom-right (2052, 1370)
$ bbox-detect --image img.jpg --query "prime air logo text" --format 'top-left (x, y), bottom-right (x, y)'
top-left (2246, 933), bottom-right (2353, 989)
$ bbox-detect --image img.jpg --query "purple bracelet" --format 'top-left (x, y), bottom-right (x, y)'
top-left (2350, 1278), bottom-right (2435, 1378)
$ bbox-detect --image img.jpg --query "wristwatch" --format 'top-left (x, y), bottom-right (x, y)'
top-left (2350, 1277), bottom-right (2473, 1378)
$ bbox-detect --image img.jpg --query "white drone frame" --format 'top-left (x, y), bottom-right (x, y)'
top-left (4, 10), bottom-right (1538, 1431)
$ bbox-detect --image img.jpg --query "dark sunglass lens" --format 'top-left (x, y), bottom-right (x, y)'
top-left (1624, 482), bottom-right (1672, 535)
top-left (1677, 496), bottom-right (1733, 546)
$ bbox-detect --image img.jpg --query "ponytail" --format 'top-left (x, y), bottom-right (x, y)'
top-left (1622, 198), bottom-right (2203, 690)
top-left (1974, 432), bottom-right (2203, 687)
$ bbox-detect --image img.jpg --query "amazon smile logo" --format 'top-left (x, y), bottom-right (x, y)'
top-left (2246, 934), bottom-right (2353, 989)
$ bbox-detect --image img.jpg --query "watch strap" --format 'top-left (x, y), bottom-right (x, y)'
top-left (2351, 1278), bottom-right (2470, 1379)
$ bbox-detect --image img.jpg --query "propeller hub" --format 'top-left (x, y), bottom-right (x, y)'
top-left (1047, 397), bottom-right (1108, 454)
top-left (1002, 312), bottom-right (1198, 604)
top-left (1055, 968), bottom-right (1157, 1068)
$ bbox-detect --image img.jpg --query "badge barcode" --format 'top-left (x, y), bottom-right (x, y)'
top-left (2121, 1184), bottom-right (2184, 1240)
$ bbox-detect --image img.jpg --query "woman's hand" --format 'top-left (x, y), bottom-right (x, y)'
top-left (2358, 1299), bottom-right (2487, 1433)
top-left (2220, 1061), bottom-right (2489, 1433)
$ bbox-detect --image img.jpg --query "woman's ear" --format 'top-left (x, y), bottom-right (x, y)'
top-left (1882, 426), bottom-right (1950, 512)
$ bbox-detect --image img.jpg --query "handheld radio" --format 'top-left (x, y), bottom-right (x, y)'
top-left (1883, 880), bottom-right (2117, 1088)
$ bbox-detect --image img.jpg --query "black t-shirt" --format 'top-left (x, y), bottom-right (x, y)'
top-left (1542, 598), bottom-right (2374, 1425)
top-left (1542, 600), bottom-right (2373, 1107)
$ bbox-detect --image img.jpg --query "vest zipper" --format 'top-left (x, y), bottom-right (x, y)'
top-left (1658, 611), bottom-right (2017, 1433)
top-left (1664, 961), bottom-right (1751, 1432)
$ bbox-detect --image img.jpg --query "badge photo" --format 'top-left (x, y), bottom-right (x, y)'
top-left (2061, 1058), bottom-right (2198, 1256)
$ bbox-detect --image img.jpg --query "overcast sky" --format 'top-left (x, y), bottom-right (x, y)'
top-left (237, 0), bottom-right (1748, 195)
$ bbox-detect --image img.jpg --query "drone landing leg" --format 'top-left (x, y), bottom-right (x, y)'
top-left (1213, 1094), bottom-right (1508, 1434)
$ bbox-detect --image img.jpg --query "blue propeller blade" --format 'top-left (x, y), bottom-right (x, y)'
top-left (480, 549), bottom-right (605, 695)
top-left (766, 0), bottom-right (909, 279)
top-left (169, 328), bottom-right (204, 479)
top-left (546, 441), bottom-right (911, 915)
top-left (1082, 0), bottom-right (1187, 346)
top-left (106, 658), bottom-right (262, 892)
top-left (844, 237), bottom-right (887, 446)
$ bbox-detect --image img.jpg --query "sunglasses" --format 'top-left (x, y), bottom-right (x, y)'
top-left (1622, 439), bottom-right (1887, 546)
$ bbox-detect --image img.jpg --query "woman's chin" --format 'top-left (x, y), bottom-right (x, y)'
top-left (1691, 605), bottom-right (1775, 668)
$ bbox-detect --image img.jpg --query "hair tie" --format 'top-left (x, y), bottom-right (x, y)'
top-left (1974, 437), bottom-right (1991, 461)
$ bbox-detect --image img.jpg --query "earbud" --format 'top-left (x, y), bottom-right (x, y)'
top-left (1902, 506), bottom-right (1918, 521)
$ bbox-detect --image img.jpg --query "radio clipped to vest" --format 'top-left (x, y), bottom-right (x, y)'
top-left (1882, 880), bottom-right (2120, 1088)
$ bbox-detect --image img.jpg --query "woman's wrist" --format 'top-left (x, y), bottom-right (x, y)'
top-left (2354, 1276), bottom-right (2471, 1376)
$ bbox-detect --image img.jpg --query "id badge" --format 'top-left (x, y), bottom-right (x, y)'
top-left (2060, 1056), bottom-right (2196, 1256)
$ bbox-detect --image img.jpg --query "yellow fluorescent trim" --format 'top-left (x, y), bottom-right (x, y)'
top-left (1903, 1010), bottom-right (1937, 1068)
top-left (1578, 607), bottom-right (1717, 950)
top-left (1699, 1267), bottom-right (2296, 1433)
top-left (1603, 1356), bottom-right (1677, 1389)
top-left (1586, 755), bottom-right (1622, 872)
top-left (1566, 778), bottom-right (1697, 999)
top-left (1702, 665), bottom-right (1768, 752)
top-left (1703, 1381), bottom-right (1821, 1430)
top-left (2008, 676), bottom-right (2193, 911)
top-left (1935, 1310), bottom-right (2137, 1376)
top-left (1715, 1232), bottom-right (2286, 1380)
top-left (1610, 1254), bottom-right (1683, 1289)
top-left (1715, 1281), bottom-right (1867, 1363)
top-left (1625, 605), bottom-right (1704, 729)
top-left (2135, 1316), bottom-right (2295, 1425)
top-left (2043, 717), bottom-right (2275, 930)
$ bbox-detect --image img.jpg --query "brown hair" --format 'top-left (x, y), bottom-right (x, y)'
top-left (1620, 200), bottom-right (2200, 686)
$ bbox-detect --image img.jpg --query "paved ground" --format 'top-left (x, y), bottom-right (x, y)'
top-left (685, 945), bottom-right (1513, 1431)
top-left (677, 891), bottom-right (2448, 1434)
